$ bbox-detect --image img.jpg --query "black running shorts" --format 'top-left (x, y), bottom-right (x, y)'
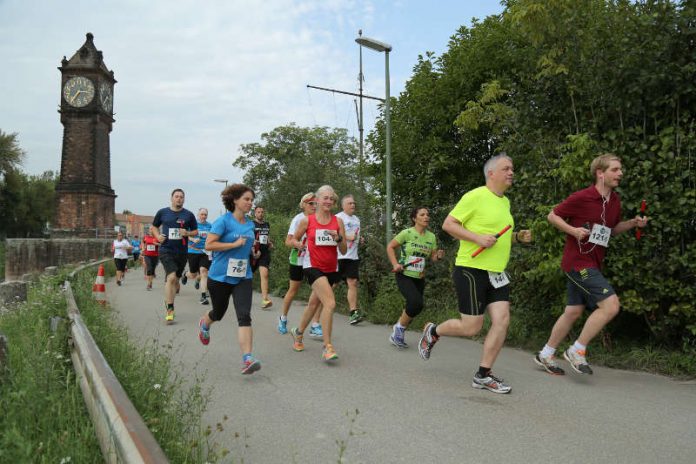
top-left (565, 268), bottom-right (616, 309)
top-left (187, 253), bottom-right (210, 274)
top-left (144, 256), bottom-right (159, 276)
top-left (338, 258), bottom-right (360, 281)
top-left (304, 267), bottom-right (341, 286)
top-left (289, 264), bottom-right (304, 282)
top-left (114, 258), bottom-right (128, 272)
top-left (159, 252), bottom-right (187, 278)
top-left (452, 266), bottom-right (510, 316)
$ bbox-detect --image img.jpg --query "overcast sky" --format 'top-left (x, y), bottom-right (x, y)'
top-left (0, 0), bottom-right (503, 220)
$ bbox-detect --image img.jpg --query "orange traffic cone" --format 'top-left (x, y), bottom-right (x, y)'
top-left (92, 264), bottom-right (106, 305)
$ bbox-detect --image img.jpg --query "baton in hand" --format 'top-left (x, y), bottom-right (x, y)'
top-left (636, 200), bottom-right (647, 240)
top-left (472, 225), bottom-right (512, 258)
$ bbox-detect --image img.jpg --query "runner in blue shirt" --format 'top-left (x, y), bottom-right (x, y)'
top-left (130, 235), bottom-right (141, 264)
top-left (181, 208), bottom-right (213, 305)
top-left (150, 188), bottom-right (198, 324)
top-left (197, 184), bottom-right (262, 375)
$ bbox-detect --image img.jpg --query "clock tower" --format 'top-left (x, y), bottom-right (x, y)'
top-left (53, 32), bottom-right (117, 237)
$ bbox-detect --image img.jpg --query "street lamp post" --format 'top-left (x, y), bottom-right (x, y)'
top-left (355, 35), bottom-right (392, 247)
top-left (213, 179), bottom-right (229, 217)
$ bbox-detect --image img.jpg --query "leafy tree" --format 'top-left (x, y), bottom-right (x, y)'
top-left (0, 130), bottom-right (57, 238)
top-left (0, 170), bottom-right (57, 238)
top-left (0, 130), bottom-right (25, 180)
top-left (233, 124), bottom-right (367, 214)
top-left (366, 0), bottom-right (696, 348)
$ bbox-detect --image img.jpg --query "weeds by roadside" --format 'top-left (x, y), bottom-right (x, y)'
top-left (0, 271), bottom-right (101, 463)
top-left (71, 264), bottom-right (224, 462)
top-left (0, 263), bottom-right (227, 463)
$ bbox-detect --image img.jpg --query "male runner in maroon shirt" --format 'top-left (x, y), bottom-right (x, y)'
top-left (534, 153), bottom-right (648, 375)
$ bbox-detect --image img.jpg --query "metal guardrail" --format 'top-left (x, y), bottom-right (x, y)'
top-left (65, 260), bottom-right (169, 464)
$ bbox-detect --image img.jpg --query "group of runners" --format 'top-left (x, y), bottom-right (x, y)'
top-left (121, 151), bottom-right (647, 392)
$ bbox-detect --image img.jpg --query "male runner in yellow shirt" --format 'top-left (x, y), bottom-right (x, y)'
top-left (419, 153), bottom-right (531, 394)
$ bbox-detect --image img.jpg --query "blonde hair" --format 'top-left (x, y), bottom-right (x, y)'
top-left (590, 153), bottom-right (621, 179)
top-left (298, 192), bottom-right (315, 209)
top-left (315, 185), bottom-right (338, 203)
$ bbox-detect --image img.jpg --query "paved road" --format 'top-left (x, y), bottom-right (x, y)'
top-left (107, 266), bottom-right (696, 463)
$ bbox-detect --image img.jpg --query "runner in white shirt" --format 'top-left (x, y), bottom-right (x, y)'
top-left (336, 194), bottom-right (365, 325)
top-left (112, 231), bottom-right (132, 286)
top-left (278, 193), bottom-right (323, 336)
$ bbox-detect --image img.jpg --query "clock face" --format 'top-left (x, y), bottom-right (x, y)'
top-left (99, 83), bottom-right (113, 113)
top-left (63, 76), bottom-right (95, 108)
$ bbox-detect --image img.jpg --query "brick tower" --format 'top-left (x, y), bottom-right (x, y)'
top-left (53, 33), bottom-right (117, 237)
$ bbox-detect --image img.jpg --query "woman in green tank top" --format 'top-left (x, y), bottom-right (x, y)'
top-left (386, 206), bottom-right (444, 348)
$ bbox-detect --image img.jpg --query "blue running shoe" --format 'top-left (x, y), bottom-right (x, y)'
top-left (390, 324), bottom-right (408, 349)
top-left (309, 324), bottom-right (323, 338)
top-left (278, 317), bottom-right (288, 335)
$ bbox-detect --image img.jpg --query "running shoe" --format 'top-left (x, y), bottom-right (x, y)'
top-left (165, 309), bottom-right (175, 324)
top-left (472, 372), bottom-right (512, 394)
top-left (261, 299), bottom-right (273, 309)
top-left (418, 322), bottom-right (439, 360)
top-left (199, 294), bottom-right (209, 305)
top-left (563, 348), bottom-right (593, 375)
top-left (389, 325), bottom-right (408, 349)
top-left (116, 280), bottom-right (122, 286)
top-left (146, 284), bottom-right (152, 291)
top-left (349, 310), bottom-right (365, 325)
top-left (534, 353), bottom-right (565, 375)
top-left (181, 274), bottom-right (188, 285)
top-left (241, 356), bottom-right (261, 375)
top-left (278, 317), bottom-right (288, 335)
top-left (322, 344), bottom-right (338, 362)
top-left (309, 324), bottom-right (323, 338)
top-left (291, 327), bottom-right (304, 351)
top-left (198, 318), bottom-right (210, 346)
top-left (194, 280), bottom-right (200, 290)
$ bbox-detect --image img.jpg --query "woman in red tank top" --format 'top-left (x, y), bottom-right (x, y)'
top-left (290, 185), bottom-right (347, 362)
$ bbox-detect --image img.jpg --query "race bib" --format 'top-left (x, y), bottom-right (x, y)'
top-left (405, 256), bottom-right (425, 273)
top-left (488, 271), bottom-right (510, 289)
top-left (259, 234), bottom-right (269, 245)
top-left (168, 228), bottom-right (182, 240)
top-left (315, 229), bottom-right (337, 246)
top-left (588, 224), bottom-right (611, 247)
top-left (226, 258), bottom-right (248, 278)
top-left (146, 245), bottom-right (155, 252)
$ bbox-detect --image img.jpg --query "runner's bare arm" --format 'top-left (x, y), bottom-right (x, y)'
top-left (442, 215), bottom-right (497, 248)
top-left (386, 239), bottom-right (403, 272)
top-left (336, 218), bottom-right (348, 255)
top-left (205, 233), bottom-right (246, 251)
top-left (547, 210), bottom-right (588, 241)
top-left (612, 216), bottom-right (649, 235)
top-left (293, 218), bottom-right (309, 243)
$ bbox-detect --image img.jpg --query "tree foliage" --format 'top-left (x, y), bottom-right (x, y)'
top-left (233, 124), bottom-right (366, 214)
top-left (366, 0), bottom-right (696, 347)
top-left (0, 130), bottom-right (57, 238)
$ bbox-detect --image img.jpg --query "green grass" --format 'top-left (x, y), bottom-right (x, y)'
top-left (0, 264), bottom-right (226, 463)
top-left (71, 263), bottom-right (226, 462)
top-left (0, 271), bottom-right (101, 463)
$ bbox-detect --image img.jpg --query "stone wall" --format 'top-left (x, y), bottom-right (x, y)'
top-left (4, 238), bottom-right (111, 281)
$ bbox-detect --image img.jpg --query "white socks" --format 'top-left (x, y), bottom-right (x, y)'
top-left (540, 344), bottom-right (556, 358)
